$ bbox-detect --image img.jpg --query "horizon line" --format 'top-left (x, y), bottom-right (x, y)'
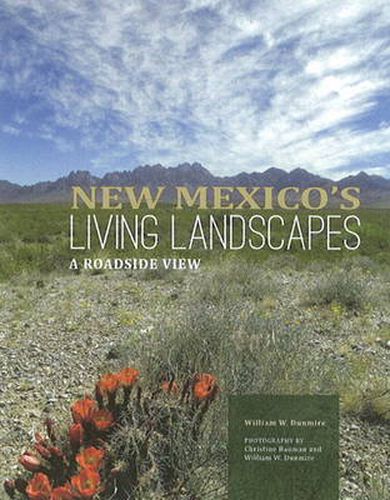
top-left (1, 163), bottom-right (389, 188)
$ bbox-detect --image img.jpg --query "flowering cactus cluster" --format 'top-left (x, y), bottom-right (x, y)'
top-left (4, 369), bottom-right (219, 499)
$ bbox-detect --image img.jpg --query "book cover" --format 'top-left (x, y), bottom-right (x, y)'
top-left (0, 1), bottom-right (389, 499)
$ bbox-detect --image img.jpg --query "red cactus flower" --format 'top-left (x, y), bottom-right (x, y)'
top-left (19, 454), bottom-right (42, 473)
top-left (25, 473), bottom-right (52, 500)
top-left (117, 368), bottom-right (140, 387)
top-left (69, 423), bottom-right (84, 449)
top-left (193, 373), bottom-right (218, 401)
top-left (91, 408), bottom-right (114, 431)
top-left (76, 446), bottom-right (105, 470)
top-left (71, 468), bottom-right (101, 498)
top-left (162, 380), bottom-right (180, 395)
top-left (51, 485), bottom-right (75, 499)
top-left (71, 398), bottom-right (97, 424)
top-left (97, 373), bottom-right (120, 395)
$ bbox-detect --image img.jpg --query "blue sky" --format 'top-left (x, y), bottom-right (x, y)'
top-left (0, 0), bottom-right (389, 184)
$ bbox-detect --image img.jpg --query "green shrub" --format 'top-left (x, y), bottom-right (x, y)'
top-left (338, 356), bottom-right (389, 423)
top-left (302, 271), bottom-right (371, 311)
top-left (193, 260), bottom-right (276, 305)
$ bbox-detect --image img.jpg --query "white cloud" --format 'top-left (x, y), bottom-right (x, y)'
top-left (1, 0), bottom-right (390, 177)
top-left (1, 125), bottom-right (20, 136)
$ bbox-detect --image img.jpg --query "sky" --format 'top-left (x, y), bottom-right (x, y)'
top-left (0, 0), bottom-right (389, 184)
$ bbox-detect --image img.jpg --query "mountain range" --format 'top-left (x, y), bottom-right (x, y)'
top-left (0, 163), bottom-right (389, 207)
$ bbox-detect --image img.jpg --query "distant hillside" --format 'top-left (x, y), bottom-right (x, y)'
top-left (0, 163), bottom-right (389, 206)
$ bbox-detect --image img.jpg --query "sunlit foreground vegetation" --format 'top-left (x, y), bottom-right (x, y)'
top-left (119, 260), bottom-right (389, 499)
top-left (5, 368), bottom-right (219, 499)
top-left (6, 258), bottom-right (386, 498)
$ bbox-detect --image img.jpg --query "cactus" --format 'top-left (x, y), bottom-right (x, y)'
top-left (4, 369), bottom-right (219, 499)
